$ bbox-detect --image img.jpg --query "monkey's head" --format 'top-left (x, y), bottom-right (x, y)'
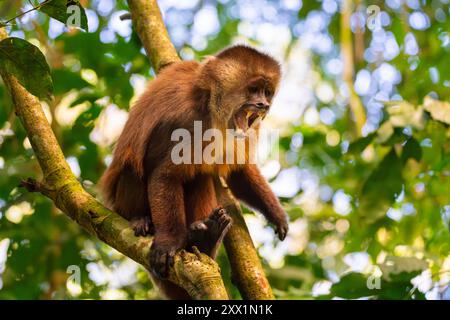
top-left (197, 45), bottom-right (281, 133)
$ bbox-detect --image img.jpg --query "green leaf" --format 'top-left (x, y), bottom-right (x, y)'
top-left (359, 148), bottom-right (404, 222)
top-left (41, 0), bottom-right (88, 31)
top-left (0, 37), bottom-right (53, 100)
top-left (51, 69), bottom-right (91, 95)
top-left (423, 96), bottom-right (450, 125)
top-left (348, 132), bottom-right (376, 154)
top-left (329, 273), bottom-right (379, 299)
top-left (69, 92), bottom-right (103, 108)
top-left (73, 104), bottom-right (102, 130)
top-left (422, 121), bottom-right (446, 169)
top-left (390, 15), bottom-right (406, 46)
top-left (381, 127), bottom-right (406, 146)
top-left (402, 138), bottom-right (422, 162)
top-left (298, 0), bottom-right (322, 19)
top-left (380, 256), bottom-right (428, 281)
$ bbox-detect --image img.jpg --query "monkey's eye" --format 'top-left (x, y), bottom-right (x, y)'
top-left (249, 86), bottom-right (259, 94)
top-left (265, 89), bottom-right (273, 98)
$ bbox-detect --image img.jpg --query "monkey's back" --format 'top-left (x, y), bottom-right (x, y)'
top-left (99, 61), bottom-right (202, 215)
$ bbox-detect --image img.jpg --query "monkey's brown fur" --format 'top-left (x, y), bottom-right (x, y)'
top-left (100, 45), bottom-right (288, 299)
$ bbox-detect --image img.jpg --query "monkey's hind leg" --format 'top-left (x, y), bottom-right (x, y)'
top-left (131, 215), bottom-right (155, 237)
top-left (187, 207), bottom-right (232, 259)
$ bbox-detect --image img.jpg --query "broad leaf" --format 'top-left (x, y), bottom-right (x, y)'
top-left (69, 92), bottom-right (103, 108)
top-left (402, 138), bottom-right (422, 162)
top-left (41, 0), bottom-right (88, 31)
top-left (52, 69), bottom-right (91, 95)
top-left (0, 37), bottom-right (53, 100)
top-left (380, 256), bottom-right (427, 282)
top-left (348, 132), bottom-right (376, 154)
top-left (359, 148), bottom-right (404, 221)
top-left (329, 273), bottom-right (379, 299)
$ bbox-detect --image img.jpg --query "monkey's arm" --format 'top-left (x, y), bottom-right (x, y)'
top-left (148, 164), bottom-right (188, 278)
top-left (226, 164), bottom-right (289, 240)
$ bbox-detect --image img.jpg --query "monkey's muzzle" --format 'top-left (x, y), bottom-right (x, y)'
top-left (233, 105), bottom-right (267, 135)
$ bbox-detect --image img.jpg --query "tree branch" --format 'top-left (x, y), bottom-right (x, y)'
top-left (215, 179), bottom-right (274, 299)
top-left (0, 27), bottom-right (227, 300)
top-left (128, 0), bottom-right (179, 72)
top-left (126, 0), bottom-right (274, 299)
top-left (341, 0), bottom-right (366, 137)
top-left (1, 0), bottom-right (52, 26)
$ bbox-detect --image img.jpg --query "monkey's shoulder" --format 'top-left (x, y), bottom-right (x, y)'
top-left (156, 60), bottom-right (201, 84)
top-left (160, 60), bottom-right (201, 73)
top-left (135, 61), bottom-right (201, 110)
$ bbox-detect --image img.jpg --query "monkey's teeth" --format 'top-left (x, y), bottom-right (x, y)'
top-left (234, 110), bottom-right (249, 134)
top-left (252, 116), bottom-right (261, 127)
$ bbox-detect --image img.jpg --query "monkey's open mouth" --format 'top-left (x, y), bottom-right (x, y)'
top-left (233, 106), bottom-right (265, 134)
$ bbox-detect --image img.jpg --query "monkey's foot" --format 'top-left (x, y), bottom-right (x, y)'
top-left (131, 215), bottom-right (154, 237)
top-left (150, 239), bottom-right (184, 279)
top-left (188, 207), bottom-right (232, 259)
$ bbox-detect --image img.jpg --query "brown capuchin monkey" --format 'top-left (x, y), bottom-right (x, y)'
top-left (100, 45), bottom-right (289, 299)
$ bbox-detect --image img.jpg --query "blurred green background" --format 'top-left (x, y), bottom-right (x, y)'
top-left (0, 0), bottom-right (449, 300)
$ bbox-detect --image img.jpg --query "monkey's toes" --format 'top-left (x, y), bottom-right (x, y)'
top-left (208, 208), bottom-right (232, 238)
top-left (149, 243), bottom-right (178, 279)
top-left (131, 216), bottom-right (154, 237)
top-left (189, 221), bottom-right (208, 232)
top-left (218, 213), bottom-right (232, 230)
top-left (150, 250), bottom-right (170, 278)
top-left (210, 207), bottom-right (227, 222)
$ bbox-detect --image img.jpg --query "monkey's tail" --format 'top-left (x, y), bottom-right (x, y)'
top-left (98, 160), bottom-right (122, 209)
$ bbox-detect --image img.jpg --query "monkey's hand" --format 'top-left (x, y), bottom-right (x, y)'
top-left (149, 236), bottom-right (186, 279)
top-left (131, 215), bottom-right (154, 236)
top-left (272, 216), bottom-right (289, 241)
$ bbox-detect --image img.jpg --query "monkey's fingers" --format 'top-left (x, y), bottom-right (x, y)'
top-left (150, 252), bottom-right (167, 278)
top-left (131, 216), bottom-right (154, 237)
top-left (209, 207), bottom-right (226, 221)
top-left (218, 212), bottom-right (232, 229)
top-left (150, 245), bottom-right (176, 279)
top-left (191, 246), bottom-right (202, 259)
top-left (167, 249), bottom-right (176, 269)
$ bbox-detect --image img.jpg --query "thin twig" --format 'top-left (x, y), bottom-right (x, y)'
top-left (2, 0), bottom-right (52, 25)
top-left (120, 13), bottom-right (132, 20)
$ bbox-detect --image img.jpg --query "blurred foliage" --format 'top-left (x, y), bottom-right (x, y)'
top-left (0, 0), bottom-right (449, 300)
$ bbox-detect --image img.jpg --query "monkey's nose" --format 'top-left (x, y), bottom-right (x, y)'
top-left (256, 102), bottom-right (269, 110)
